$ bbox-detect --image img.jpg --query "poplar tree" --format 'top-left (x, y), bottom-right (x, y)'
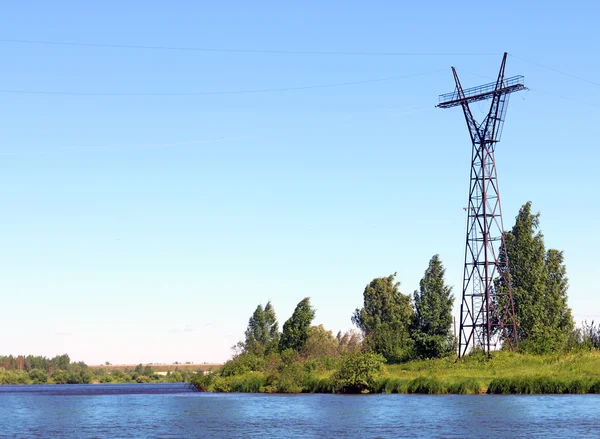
top-left (352, 273), bottom-right (413, 363)
top-left (411, 255), bottom-right (456, 359)
top-left (244, 301), bottom-right (280, 356)
top-left (279, 298), bottom-right (315, 352)
top-left (498, 202), bottom-right (574, 352)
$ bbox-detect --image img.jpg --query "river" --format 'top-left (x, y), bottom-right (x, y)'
top-left (0, 384), bottom-right (597, 438)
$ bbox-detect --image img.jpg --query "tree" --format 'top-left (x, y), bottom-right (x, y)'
top-left (544, 249), bottom-right (574, 337)
top-left (264, 302), bottom-right (280, 354)
top-left (279, 297), bottom-right (315, 352)
top-left (244, 301), bottom-right (280, 356)
top-left (336, 330), bottom-right (363, 355)
top-left (143, 365), bottom-right (155, 377)
top-left (411, 255), bottom-right (456, 359)
top-left (51, 370), bottom-right (69, 384)
top-left (498, 202), bottom-right (574, 352)
top-left (28, 369), bottom-right (48, 384)
top-left (352, 273), bottom-right (413, 363)
top-left (301, 325), bottom-right (339, 359)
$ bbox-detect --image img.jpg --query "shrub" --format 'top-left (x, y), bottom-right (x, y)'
top-left (275, 364), bottom-right (304, 393)
top-left (228, 372), bottom-right (266, 393)
top-left (220, 353), bottom-right (264, 377)
top-left (28, 369), bottom-right (48, 384)
top-left (332, 352), bottom-right (386, 393)
top-left (2, 370), bottom-right (30, 384)
top-left (99, 375), bottom-right (113, 383)
top-left (170, 371), bottom-right (183, 382)
top-left (51, 370), bottom-right (69, 384)
top-left (189, 373), bottom-right (214, 392)
top-left (212, 376), bottom-right (232, 393)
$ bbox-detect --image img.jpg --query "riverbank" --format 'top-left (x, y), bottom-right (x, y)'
top-left (190, 350), bottom-right (600, 394)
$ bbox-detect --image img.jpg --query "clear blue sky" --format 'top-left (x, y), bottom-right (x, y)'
top-left (1, 1), bottom-right (598, 364)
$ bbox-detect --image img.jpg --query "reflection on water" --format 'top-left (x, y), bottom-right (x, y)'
top-left (0, 384), bottom-right (598, 438)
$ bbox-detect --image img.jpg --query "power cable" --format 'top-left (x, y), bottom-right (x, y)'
top-left (0, 71), bottom-right (441, 96)
top-left (0, 39), bottom-right (500, 56)
top-left (509, 54), bottom-right (600, 88)
top-left (527, 87), bottom-right (600, 109)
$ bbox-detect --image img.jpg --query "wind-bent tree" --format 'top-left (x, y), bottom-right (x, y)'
top-left (498, 202), bottom-right (574, 353)
top-left (352, 273), bottom-right (413, 363)
top-left (279, 297), bottom-right (316, 352)
top-left (411, 255), bottom-right (456, 359)
top-left (244, 301), bottom-right (280, 356)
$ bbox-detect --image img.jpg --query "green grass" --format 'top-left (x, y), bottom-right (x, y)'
top-left (382, 350), bottom-right (600, 394)
top-left (190, 350), bottom-right (600, 394)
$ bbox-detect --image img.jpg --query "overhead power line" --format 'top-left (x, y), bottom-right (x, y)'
top-left (0, 39), bottom-right (500, 56)
top-left (0, 71), bottom-right (441, 96)
top-left (509, 54), bottom-right (600, 88)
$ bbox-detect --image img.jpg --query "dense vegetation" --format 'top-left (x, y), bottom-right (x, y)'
top-left (190, 202), bottom-right (600, 394)
top-left (0, 354), bottom-right (196, 385)
top-left (191, 350), bottom-right (600, 394)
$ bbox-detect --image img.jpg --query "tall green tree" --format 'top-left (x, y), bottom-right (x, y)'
top-left (352, 273), bottom-right (413, 363)
top-left (411, 255), bottom-right (455, 359)
top-left (263, 301), bottom-right (280, 354)
top-left (542, 249), bottom-right (574, 346)
top-left (244, 301), bottom-right (280, 356)
top-left (498, 202), bottom-right (574, 352)
top-left (279, 297), bottom-right (315, 352)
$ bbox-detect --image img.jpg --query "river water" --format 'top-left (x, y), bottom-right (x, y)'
top-left (0, 384), bottom-right (598, 438)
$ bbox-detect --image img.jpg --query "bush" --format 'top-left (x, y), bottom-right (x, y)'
top-left (51, 370), bottom-right (69, 384)
top-left (332, 352), bottom-right (386, 393)
top-left (93, 368), bottom-right (108, 377)
top-left (229, 372), bottom-right (266, 392)
top-left (99, 375), bottom-right (113, 383)
top-left (28, 369), bottom-right (48, 384)
top-left (189, 373), bottom-right (214, 392)
top-left (274, 364), bottom-right (304, 393)
top-left (220, 353), bottom-right (264, 377)
top-left (66, 370), bottom-right (94, 384)
top-left (136, 375), bottom-right (150, 383)
top-left (2, 370), bottom-right (30, 384)
top-left (169, 371), bottom-right (183, 382)
top-left (212, 376), bottom-right (232, 393)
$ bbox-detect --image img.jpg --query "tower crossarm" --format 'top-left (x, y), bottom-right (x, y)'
top-left (436, 75), bottom-right (526, 109)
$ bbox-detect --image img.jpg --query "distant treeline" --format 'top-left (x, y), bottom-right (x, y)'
top-left (0, 354), bottom-right (200, 385)
top-left (1, 354), bottom-right (82, 373)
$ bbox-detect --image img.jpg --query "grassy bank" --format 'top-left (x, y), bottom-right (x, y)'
top-left (191, 350), bottom-right (600, 395)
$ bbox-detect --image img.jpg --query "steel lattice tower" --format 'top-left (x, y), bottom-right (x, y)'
top-left (437, 53), bottom-right (526, 357)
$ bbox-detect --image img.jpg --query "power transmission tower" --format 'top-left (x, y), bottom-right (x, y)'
top-left (437, 53), bottom-right (526, 357)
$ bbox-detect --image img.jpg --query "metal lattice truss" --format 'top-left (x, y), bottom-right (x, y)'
top-left (437, 53), bottom-right (525, 357)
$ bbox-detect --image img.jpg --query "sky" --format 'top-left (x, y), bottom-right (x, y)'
top-left (1, 1), bottom-right (599, 364)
